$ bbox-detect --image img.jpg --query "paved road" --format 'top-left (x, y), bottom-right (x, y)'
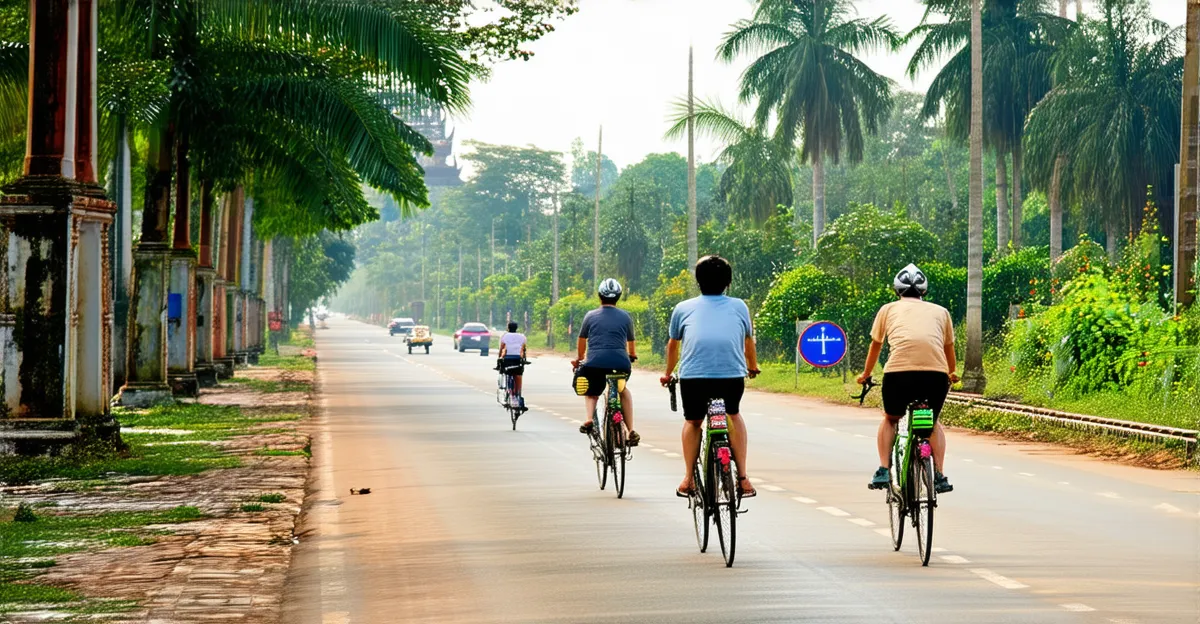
top-left (283, 318), bottom-right (1199, 623)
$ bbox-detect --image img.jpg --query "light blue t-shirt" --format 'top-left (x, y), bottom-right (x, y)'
top-left (669, 295), bottom-right (753, 379)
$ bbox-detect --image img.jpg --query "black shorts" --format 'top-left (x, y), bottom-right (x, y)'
top-left (501, 356), bottom-right (524, 376)
top-left (576, 366), bottom-right (630, 397)
top-left (680, 378), bottom-right (744, 421)
top-left (881, 371), bottom-right (950, 420)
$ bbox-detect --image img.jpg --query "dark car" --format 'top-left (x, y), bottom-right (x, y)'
top-left (453, 322), bottom-right (491, 356)
top-left (388, 317), bottom-right (416, 337)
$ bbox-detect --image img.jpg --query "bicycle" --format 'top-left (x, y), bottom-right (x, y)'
top-left (582, 368), bottom-right (633, 499)
top-left (667, 376), bottom-right (741, 567)
top-left (854, 377), bottom-right (938, 566)
top-left (496, 359), bottom-right (530, 430)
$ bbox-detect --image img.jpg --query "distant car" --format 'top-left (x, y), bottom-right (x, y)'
top-left (406, 326), bottom-right (433, 354)
top-left (388, 317), bottom-right (416, 337)
top-left (453, 322), bottom-right (491, 355)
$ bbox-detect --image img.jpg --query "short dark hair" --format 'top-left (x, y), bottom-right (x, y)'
top-left (507, 321), bottom-right (518, 332)
top-left (599, 293), bottom-right (620, 305)
top-left (695, 255), bottom-right (732, 295)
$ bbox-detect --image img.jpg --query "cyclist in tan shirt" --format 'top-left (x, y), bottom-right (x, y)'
top-left (857, 264), bottom-right (957, 493)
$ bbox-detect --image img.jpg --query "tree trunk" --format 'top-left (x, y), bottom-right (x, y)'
top-left (964, 0), bottom-right (987, 393)
top-left (995, 151), bottom-right (1010, 256)
top-left (687, 46), bottom-right (698, 274)
top-left (552, 194), bottom-right (560, 304)
top-left (1011, 142), bottom-right (1023, 249)
top-left (813, 158), bottom-right (826, 247)
top-left (1049, 155), bottom-right (1065, 262)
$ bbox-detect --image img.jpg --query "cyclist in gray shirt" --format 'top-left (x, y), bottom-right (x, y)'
top-left (572, 278), bottom-right (640, 446)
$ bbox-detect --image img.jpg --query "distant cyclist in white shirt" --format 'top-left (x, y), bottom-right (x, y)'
top-left (499, 321), bottom-right (528, 411)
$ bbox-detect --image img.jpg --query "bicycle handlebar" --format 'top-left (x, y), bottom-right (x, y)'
top-left (851, 377), bottom-right (877, 405)
top-left (666, 375), bottom-right (679, 412)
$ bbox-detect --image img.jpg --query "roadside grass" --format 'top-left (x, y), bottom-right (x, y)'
top-left (238, 503), bottom-right (265, 512)
top-left (257, 493), bottom-right (285, 503)
top-left (256, 352), bottom-right (316, 372)
top-left (253, 448), bottom-right (308, 457)
top-left (0, 405), bottom-right (300, 486)
top-left (284, 329), bottom-right (315, 349)
top-left (0, 506), bottom-right (202, 611)
top-left (222, 377), bottom-right (312, 393)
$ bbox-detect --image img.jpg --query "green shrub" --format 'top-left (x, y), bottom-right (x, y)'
top-left (921, 261), bottom-right (967, 323)
top-left (814, 203), bottom-right (938, 294)
top-left (648, 270), bottom-right (692, 354)
top-left (755, 265), bottom-right (852, 359)
top-left (1052, 235), bottom-right (1110, 290)
top-left (983, 246), bottom-right (1051, 332)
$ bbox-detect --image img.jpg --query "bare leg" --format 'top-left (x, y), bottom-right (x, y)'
top-left (514, 375), bottom-right (522, 396)
top-left (680, 420), bottom-right (703, 489)
top-left (877, 417), bottom-right (898, 467)
top-left (727, 412), bottom-right (749, 477)
top-left (930, 422), bottom-right (947, 473)
top-left (618, 387), bottom-right (634, 431)
top-left (583, 396), bottom-right (598, 425)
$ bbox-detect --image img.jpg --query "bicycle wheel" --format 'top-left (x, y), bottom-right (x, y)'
top-left (887, 487), bottom-right (905, 551)
top-left (592, 404), bottom-right (608, 490)
top-left (713, 450), bottom-right (738, 567)
top-left (610, 422), bottom-right (626, 499)
top-left (510, 405), bottom-right (519, 430)
top-left (914, 456), bottom-right (936, 566)
top-left (691, 462), bottom-right (709, 553)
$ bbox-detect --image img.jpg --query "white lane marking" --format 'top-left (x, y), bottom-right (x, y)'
top-left (641, 443), bottom-right (656, 449)
top-left (854, 433), bottom-right (867, 438)
top-left (792, 496), bottom-right (817, 504)
top-left (663, 452), bottom-right (681, 458)
top-left (817, 506), bottom-right (850, 517)
top-left (992, 466), bottom-right (1004, 470)
top-left (970, 569), bottom-right (1028, 589)
top-left (771, 416), bottom-right (783, 421)
top-left (794, 422), bottom-right (807, 426)
top-left (1107, 619), bottom-right (1140, 624)
top-left (1060, 604), bottom-right (1096, 612)
top-left (749, 477), bottom-right (766, 483)
top-left (931, 547), bottom-right (947, 552)
top-left (1098, 491), bottom-right (1121, 499)
top-left (569, 419), bottom-right (582, 425)
top-left (1154, 503), bottom-right (1182, 513)
top-left (873, 528), bottom-right (892, 538)
top-left (1058, 481), bottom-right (1071, 485)
top-left (963, 458), bottom-right (975, 463)
top-left (848, 518), bottom-right (875, 527)
top-left (760, 484), bottom-right (784, 492)
top-left (1018, 472), bottom-right (1035, 477)
top-left (940, 555), bottom-right (970, 564)
top-left (824, 427), bottom-right (838, 432)
top-left (651, 448), bottom-right (667, 454)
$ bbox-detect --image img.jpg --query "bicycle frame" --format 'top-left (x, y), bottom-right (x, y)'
top-left (890, 405), bottom-right (935, 495)
top-left (700, 399), bottom-right (733, 492)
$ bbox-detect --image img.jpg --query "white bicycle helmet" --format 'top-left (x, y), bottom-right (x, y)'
top-left (598, 278), bottom-right (623, 299)
top-left (893, 263), bottom-right (928, 297)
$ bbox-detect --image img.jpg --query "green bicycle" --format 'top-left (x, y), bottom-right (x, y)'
top-left (855, 377), bottom-right (938, 566)
top-left (668, 376), bottom-right (740, 567)
top-left (584, 370), bottom-right (631, 499)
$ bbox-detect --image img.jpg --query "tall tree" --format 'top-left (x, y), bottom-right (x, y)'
top-left (1023, 0), bottom-right (1181, 259)
top-left (965, 0), bottom-right (986, 392)
top-left (718, 0), bottom-right (899, 246)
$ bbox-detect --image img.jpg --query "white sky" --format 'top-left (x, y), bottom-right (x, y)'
top-left (451, 0), bottom-right (1186, 174)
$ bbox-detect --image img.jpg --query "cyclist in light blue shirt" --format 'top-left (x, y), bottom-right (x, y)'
top-left (661, 255), bottom-right (760, 498)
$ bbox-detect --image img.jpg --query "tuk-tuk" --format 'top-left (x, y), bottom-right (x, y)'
top-left (406, 325), bottom-right (433, 354)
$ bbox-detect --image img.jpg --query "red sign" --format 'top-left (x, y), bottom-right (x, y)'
top-left (268, 311), bottom-right (283, 332)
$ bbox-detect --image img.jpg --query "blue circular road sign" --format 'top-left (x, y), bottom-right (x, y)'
top-left (798, 321), bottom-right (848, 368)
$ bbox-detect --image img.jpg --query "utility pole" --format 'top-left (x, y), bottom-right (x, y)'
top-left (1176, 0), bottom-right (1199, 309)
top-left (552, 193), bottom-right (560, 304)
top-left (594, 126), bottom-right (602, 284)
top-left (490, 219), bottom-right (496, 278)
top-left (435, 256), bottom-right (441, 328)
top-left (457, 244), bottom-right (463, 326)
top-left (687, 45), bottom-right (698, 274)
top-left (420, 224), bottom-right (426, 300)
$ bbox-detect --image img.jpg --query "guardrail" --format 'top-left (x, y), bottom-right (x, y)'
top-left (944, 392), bottom-right (1199, 459)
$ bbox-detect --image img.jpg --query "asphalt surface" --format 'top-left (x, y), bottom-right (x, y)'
top-left (283, 317), bottom-right (1200, 624)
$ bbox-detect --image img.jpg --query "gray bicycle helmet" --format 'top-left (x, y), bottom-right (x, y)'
top-left (598, 278), bottom-right (623, 299)
top-left (893, 263), bottom-right (928, 297)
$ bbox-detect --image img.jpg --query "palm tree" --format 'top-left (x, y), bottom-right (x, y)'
top-left (964, 0), bottom-right (986, 392)
top-left (665, 99), bottom-right (793, 224)
top-left (718, 0), bottom-right (899, 245)
top-left (908, 0), bottom-right (1071, 254)
top-left (1024, 0), bottom-right (1181, 259)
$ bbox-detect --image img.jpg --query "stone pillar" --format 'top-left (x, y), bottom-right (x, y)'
top-left (193, 181), bottom-right (217, 387)
top-left (166, 134), bottom-right (197, 396)
top-left (109, 119), bottom-right (132, 394)
top-left (213, 190), bottom-right (240, 377)
top-left (1, 0), bottom-right (119, 454)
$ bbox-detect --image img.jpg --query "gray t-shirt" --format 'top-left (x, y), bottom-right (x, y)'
top-left (579, 306), bottom-right (635, 369)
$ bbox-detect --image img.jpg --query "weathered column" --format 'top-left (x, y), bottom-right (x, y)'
top-left (228, 194), bottom-right (246, 364)
top-left (1, 0), bottom-right (119, 454)
top-left (211, 191), bottom-right (237, 378)
top-left (109, 118), bottom-right (132, 394)
top-left (165, 133), bottom-right (197, 396)
top-left (193, 181), bottom-right (217, 387)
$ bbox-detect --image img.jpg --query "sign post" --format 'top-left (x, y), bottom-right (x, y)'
top-left (798, 321), bottom-right (849, 370)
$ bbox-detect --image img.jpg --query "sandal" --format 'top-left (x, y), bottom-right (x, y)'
top-left (676, 484), bottom-right (696, 498)
top-left (737, 476), bottom-right (757, 498)
top-left (578, 421), bottom-right (595, 435)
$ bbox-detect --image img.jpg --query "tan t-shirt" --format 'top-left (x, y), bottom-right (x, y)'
top-left (870, 298), bottom-right (954, 373)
